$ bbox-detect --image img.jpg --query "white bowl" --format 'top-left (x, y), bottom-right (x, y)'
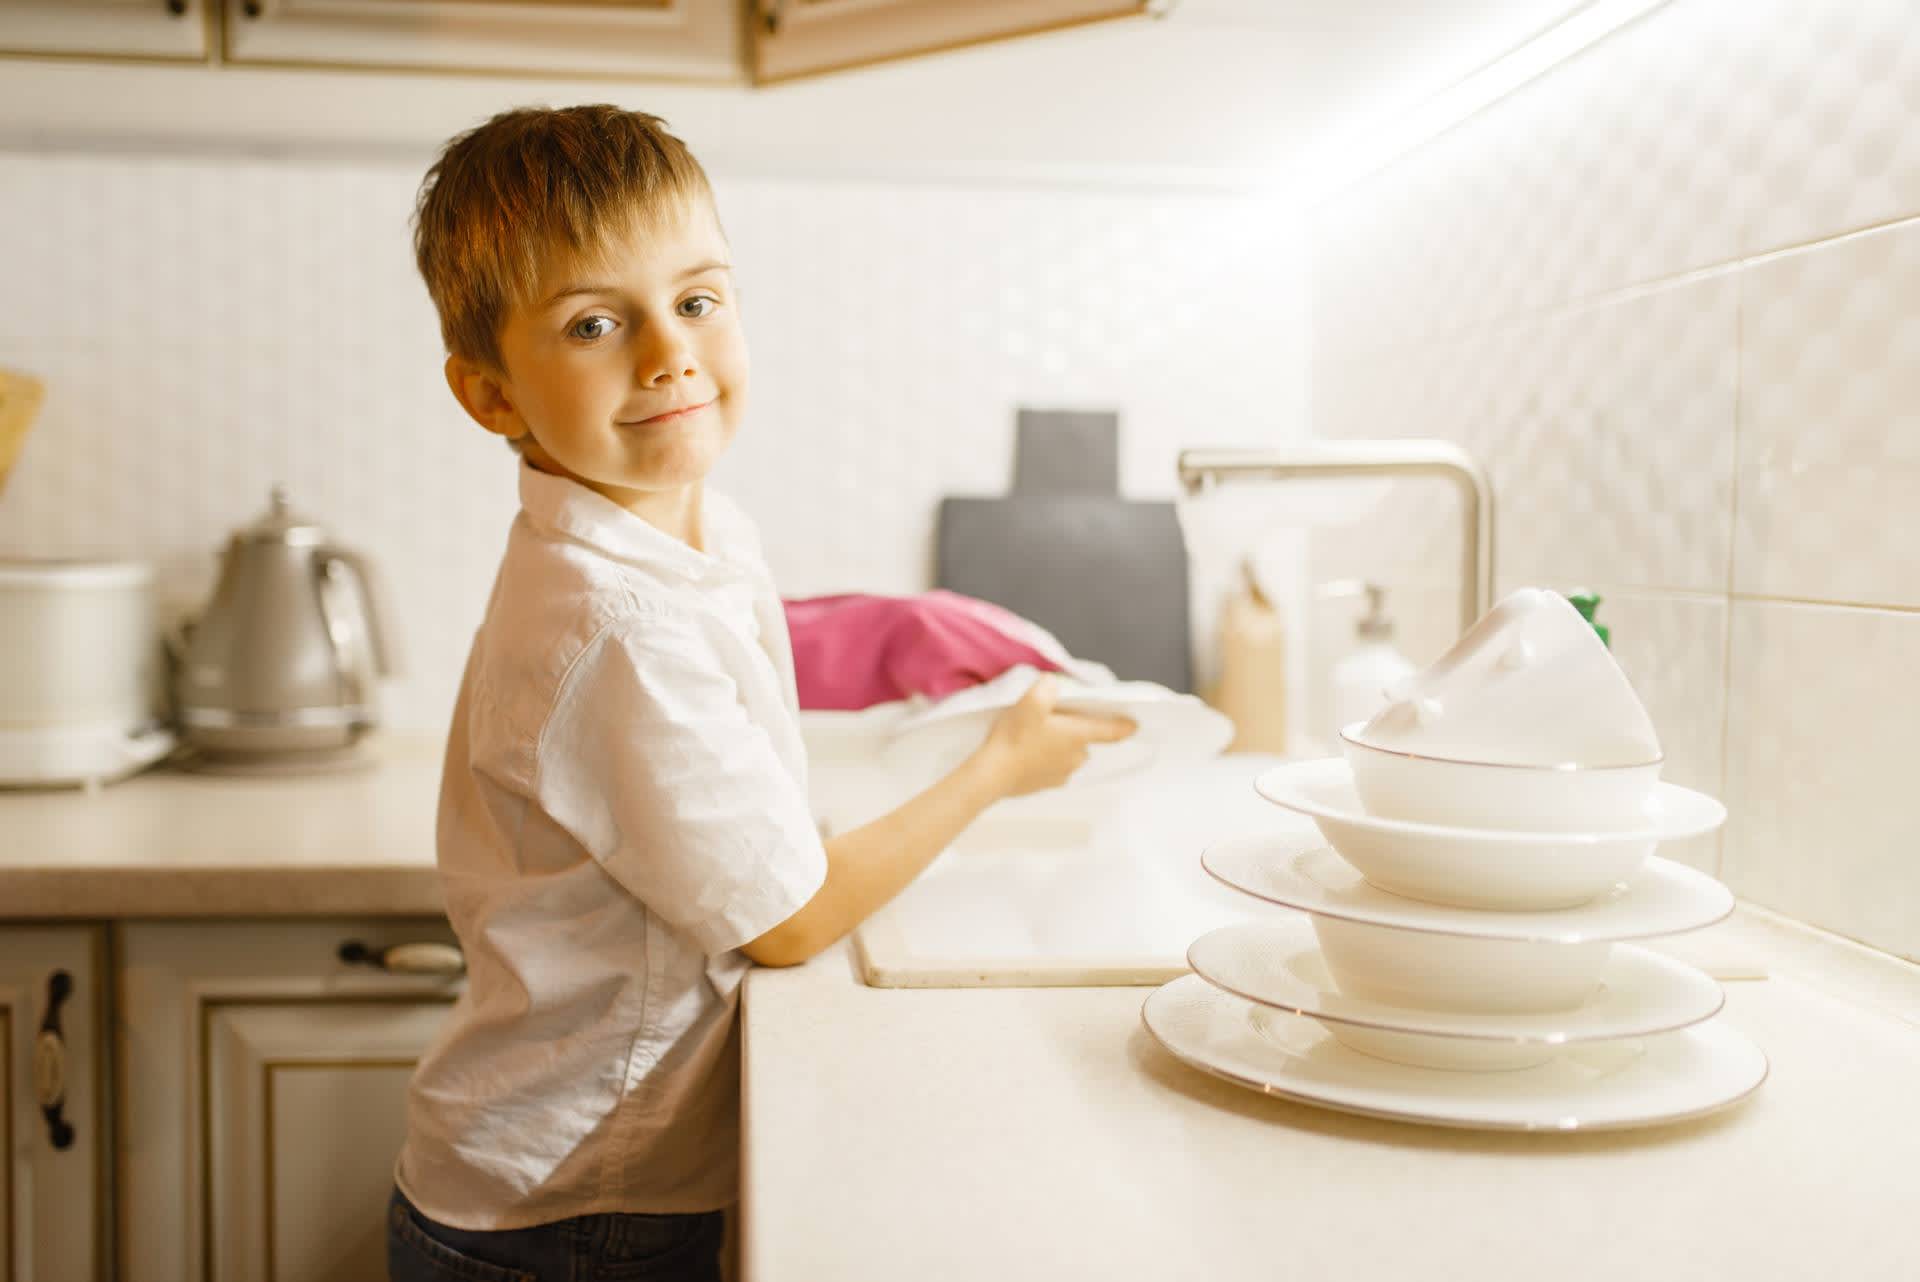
top-left (1187, 919), bottom-right (1724, 1073)
top-left (1320, 1022), bottom-right (1557, 1071)
top-left (1349, 588), bottom-right (1663, 771)
top-left (1201, 837), bottom-right (1736, 944)
top-left (1311, 915), bottom-right (1611, 1015)
top-left (1254, 759), bottom-right (1727, 910)
top-left (1341, 725), bottom-right (1663, 834)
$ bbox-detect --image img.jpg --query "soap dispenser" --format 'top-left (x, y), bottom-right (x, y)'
top-left (1329, 582), bottom-right (1416, 741)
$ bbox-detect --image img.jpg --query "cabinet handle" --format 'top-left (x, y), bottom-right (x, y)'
top-left (34, 971), bottom-right (75, 1151)
top-left (242, 0), bottom-right (262, 17)
top-left (165, 0), bottom-right (187, 16)
top-left (338, 940), bottom-right (466, 978)
top-left (760, 0), bottom-right (786, 35)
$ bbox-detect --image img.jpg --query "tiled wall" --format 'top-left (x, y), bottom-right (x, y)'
top-left (0, 147), bottom-right (1305, 733)
top-left (1308, 0), bottom-right (1920, 960)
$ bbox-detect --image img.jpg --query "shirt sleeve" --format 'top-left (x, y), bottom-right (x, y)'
top-left (535, 610), bottom-right (829, 958)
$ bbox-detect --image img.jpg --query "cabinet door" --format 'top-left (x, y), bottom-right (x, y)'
top-left (0, 925), bottom-right (108, 1282)
top-left (221, 0), bottom-right (746, 82)
top-left (118, 919), bottom-right (461, 1282)
top-left (750, 0), bottom-right (1161, 83)
top-left (205, 999), bottom-right (450, 1282)
top-left (0, 0), bottom-right (210, 59)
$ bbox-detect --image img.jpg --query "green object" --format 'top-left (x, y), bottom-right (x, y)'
top-left (1568, 591), bottom-right (1610, 648)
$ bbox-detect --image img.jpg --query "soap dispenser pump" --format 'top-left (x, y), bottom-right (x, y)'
top-left (1329, 582), bottom-right (1416, 741)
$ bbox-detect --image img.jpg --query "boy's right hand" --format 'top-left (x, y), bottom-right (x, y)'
top-left (977, 674), bottom-right (1137, 799)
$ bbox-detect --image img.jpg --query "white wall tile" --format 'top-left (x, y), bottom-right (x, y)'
top-left (1722, 601), bottom-right (1920, 961)
top-left (1493, 273), bottom-right (1738, 594)
top-left (1736, 216), bottom-right (1920, 608)
top-left (1591, 588), bottom-right (1728, 876)
top-left (0, 151), bottom-right (1306, 733)
top-left (1314, 0), bottom-right (1920, 368)
top-left (1733, 0), bottom-right (1920, 256)
top-left (1311, 0), bottom-right (1756, 365)
top-left (1316, 273), bottom-right (1737, 598)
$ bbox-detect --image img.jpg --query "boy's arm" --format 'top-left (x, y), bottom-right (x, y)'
top-left (741, 677), bottom-right (1132, 968)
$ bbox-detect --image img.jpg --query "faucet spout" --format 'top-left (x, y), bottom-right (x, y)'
top-left (1176, 439), bottom-right (1494, 636)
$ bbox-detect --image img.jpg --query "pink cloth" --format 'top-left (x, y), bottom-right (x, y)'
top-left (783, 590), bottom-right (1068, 711)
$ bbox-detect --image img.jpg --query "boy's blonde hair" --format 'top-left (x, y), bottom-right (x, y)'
top-left (412, 104), bottom-right (715, 373)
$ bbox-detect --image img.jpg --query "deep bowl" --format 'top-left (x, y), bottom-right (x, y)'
top-left (1340, 725), bottom-right (1663, 834)
top-left (1311, 915), bottom-right (1612, 1015)
top-left (1255, 759), bottom-right (1725, 910)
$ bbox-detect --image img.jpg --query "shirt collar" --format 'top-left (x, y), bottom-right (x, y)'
top-left (516, 460), bottom-right (756, 583)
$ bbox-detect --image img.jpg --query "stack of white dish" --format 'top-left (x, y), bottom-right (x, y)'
top-left (1141, 589), bottom-right (1770, 1131)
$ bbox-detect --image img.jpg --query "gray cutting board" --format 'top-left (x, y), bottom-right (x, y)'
top-left (935, 494), bottom-right (1193, 692)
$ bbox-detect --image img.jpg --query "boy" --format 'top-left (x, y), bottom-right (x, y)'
top-left (388, 105), bottom-right (1134, 1282)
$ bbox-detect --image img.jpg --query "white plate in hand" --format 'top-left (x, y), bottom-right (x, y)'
top-left (886, 665), bottom-right (1233, 790)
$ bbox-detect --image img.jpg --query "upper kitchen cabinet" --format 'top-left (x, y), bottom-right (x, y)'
top-left (0, 0), bottom-right (211, 60)
top-left (4, 0), bottom-right (1169, 89)
top-left (749, 0), bottom-right (1163, 83)
top-left (220, 0), bottom-right (747, 82)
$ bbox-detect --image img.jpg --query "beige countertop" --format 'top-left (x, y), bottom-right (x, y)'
top-left (11, 735), bottom-right (1920, 1282)
top-left (740, 910), bottom-right (1920, 1282)
top-left (0, 733), bottom-right (445, 917)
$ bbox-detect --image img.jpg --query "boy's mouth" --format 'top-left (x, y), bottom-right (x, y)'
top-left (622, 398), bottom-right (713, 428)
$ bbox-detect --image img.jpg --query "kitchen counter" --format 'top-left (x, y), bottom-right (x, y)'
top-left (0, 733), bottom-right (444, 917)
top-left (740, 909), bottom-right (1920, 1282)
top-left (9, 736), bottom-right (1920, 1281)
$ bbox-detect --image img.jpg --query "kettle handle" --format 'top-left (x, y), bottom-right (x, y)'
top-left (314, 544), bottom-right (400, 686)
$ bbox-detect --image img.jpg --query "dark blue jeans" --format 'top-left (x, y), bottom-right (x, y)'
top-left (387, 1186), bottom-right (725, 1282)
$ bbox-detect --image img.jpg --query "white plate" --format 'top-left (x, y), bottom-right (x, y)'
top-left (887, 665), bottom-right (1233, 789)
top-left (1201, 836), bottom-right (1734, 943)
top-left (1253, 758), bottom-right (1726, 909)
top-left (1141, 975), bottom-right (1767, 1131)
top-left (1186, 919), bottom-right (1723, 1070)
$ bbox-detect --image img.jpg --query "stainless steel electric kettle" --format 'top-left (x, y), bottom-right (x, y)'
top-left (174, 486), bottom-right (395, 765)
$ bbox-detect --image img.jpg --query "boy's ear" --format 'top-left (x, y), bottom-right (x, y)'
top-left (444, 354), bottom-right (526, 442)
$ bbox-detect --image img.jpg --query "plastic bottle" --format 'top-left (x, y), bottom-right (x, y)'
top-left (1208, 558), bottom-right (1288, 755)
top-left (1328, 583), bottom-right (1416, 741)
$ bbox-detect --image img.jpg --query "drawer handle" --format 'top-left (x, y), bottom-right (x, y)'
top-left (35, 970), bottom-right (75, 1151)
top-left (338, 940), bottom-right (466, 978)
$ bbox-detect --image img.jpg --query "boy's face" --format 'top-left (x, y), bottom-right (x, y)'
top-left (449, 197), bottom-right (747, 525)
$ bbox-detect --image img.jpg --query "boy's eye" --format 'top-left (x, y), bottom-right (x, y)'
top-left (679, 295), bottom-right (719, 319)
top-left (569, 315), bottom-right (616, 341)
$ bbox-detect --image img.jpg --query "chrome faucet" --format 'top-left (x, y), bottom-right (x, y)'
top-left (1176, 439), bottom-right (1494, 635)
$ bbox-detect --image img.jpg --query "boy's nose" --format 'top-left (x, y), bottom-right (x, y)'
top-left (638, 327), bottom-right (697, 386)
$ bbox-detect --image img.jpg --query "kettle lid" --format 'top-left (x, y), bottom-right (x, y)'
top-left (239, 484), bottom-right (327, 545)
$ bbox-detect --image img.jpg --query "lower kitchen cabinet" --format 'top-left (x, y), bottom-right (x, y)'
top-left (0, 924), bottom-right (110, 1282)
top-left (118, 918), bottom-right (462, 1282)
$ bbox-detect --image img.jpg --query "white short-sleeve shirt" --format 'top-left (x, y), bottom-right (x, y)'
top-left (394, 461), bottom-right (828, 1228)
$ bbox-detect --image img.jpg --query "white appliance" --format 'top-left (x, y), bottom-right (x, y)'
top-left (0, 560), bottom-right (176, 787)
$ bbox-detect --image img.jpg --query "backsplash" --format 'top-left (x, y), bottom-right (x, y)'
top-left (0, 147), bottom-right (1304, 733)
top-left (1309, 0), bottom-right (1920, 960)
